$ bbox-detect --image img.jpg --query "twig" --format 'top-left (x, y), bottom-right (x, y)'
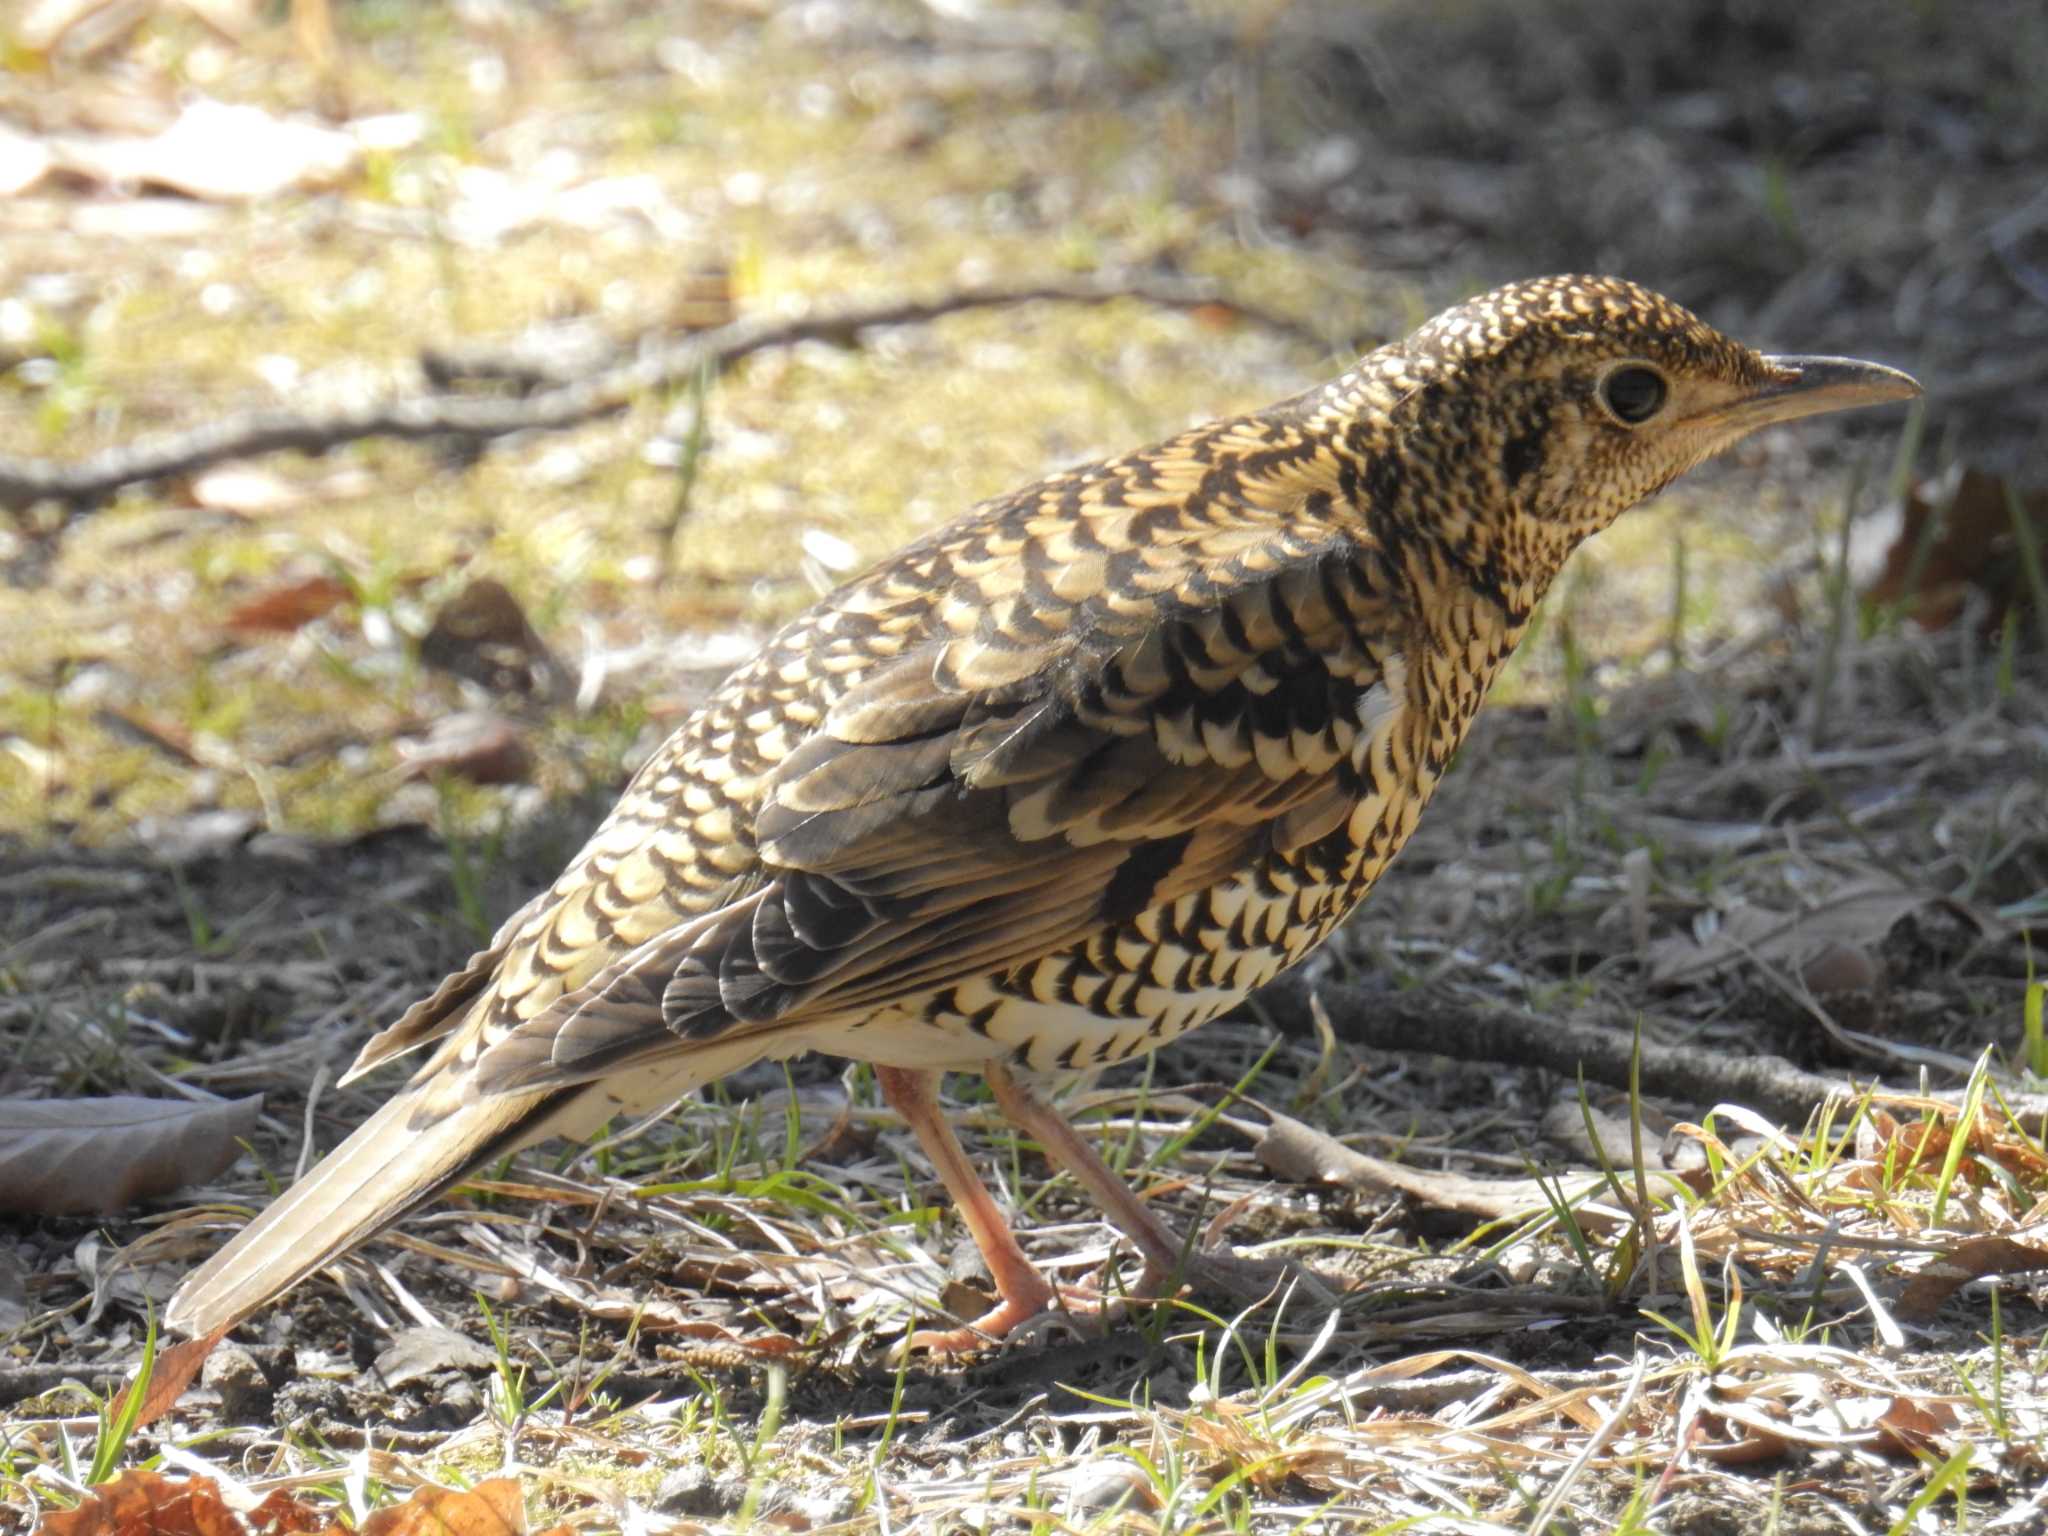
top-left (0, 279), bottom-right (1333, 518)
top-left (1249, 971), bottom-right (2048, 1128)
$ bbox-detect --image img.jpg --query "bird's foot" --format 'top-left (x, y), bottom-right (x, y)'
top-left (899, 1272), bottom-right (1115, 1355)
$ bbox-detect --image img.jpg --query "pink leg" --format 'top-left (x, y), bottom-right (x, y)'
top-left (877, 1066), bottom-right (1062, 1352)
top-left (985, 1061), bottom-right (1302, 1305)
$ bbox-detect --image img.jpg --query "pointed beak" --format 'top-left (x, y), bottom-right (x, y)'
top-left (1720, 354), bottom-right (1923, 431)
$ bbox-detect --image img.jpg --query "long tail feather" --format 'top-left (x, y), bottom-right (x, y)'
top-left (164, 1082), bottom-right (571, 1338)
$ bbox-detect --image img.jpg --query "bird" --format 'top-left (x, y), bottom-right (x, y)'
top-left (166, 275), bottom-right (1918, 1352)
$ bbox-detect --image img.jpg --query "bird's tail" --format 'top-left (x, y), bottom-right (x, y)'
top-left (164, 1080), bottom-right (578, 1339)
top-left (164, 1028), bottom-right (768, 1339)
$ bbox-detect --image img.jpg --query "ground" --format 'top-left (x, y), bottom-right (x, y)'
top-left (3, 2), bottom-right (2047, 1532)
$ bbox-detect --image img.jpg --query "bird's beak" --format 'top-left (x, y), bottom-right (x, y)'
top-left (1717, 354), bottom-right (1923, 432)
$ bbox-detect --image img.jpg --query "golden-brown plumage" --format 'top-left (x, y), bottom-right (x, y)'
top-left (167, 276), bottom-right (1917, 1348)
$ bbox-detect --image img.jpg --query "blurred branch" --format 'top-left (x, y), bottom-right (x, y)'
top-left (0, 278), bottom-right (1335, 520)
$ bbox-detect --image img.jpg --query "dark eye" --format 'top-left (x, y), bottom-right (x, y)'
top-left (1600, 365), bottom-right (1668, 425)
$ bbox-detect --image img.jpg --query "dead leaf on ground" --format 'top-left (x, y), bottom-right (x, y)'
top-left (418, 578), bottom-right (562, 700)
top-left (1645, 885), bottom-right (1955, 990)
top-left (107, 1326), bottom-right (230, 1431)
top-left (395, 711), bottom-right (532, 785)
top-left (0, 1094), bottom-right (261, 1216)
top-left (1862, 466), bottom-right (2048, 636)
top-left (359, 1478), bottom-right (527, 1536)
top-left (1872, 1393), bottom-right (1964, 1458)
top-left (1851, 1102), bottom-right (2048, 1191)
top-left (1897, 1234), bottom-right (2048, 1320)
top-left (373, 1325), bottom-right (500, 1390)
top-left (93, 706), bottom-right (203, 767)
top-left (38, 1468), bottom-right (251, 1536)
top-left (222, 575), bottom-right (353, 636)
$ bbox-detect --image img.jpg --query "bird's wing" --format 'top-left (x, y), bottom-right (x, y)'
top-left (465, 522), bottom-right (1412, 1094)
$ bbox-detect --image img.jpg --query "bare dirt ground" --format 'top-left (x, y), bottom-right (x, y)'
top-left (4, 2), bottom-right (2047, 1532)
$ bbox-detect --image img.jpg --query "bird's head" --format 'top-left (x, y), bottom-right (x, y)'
top-left (1356, 275), bottom-right (1919, 596)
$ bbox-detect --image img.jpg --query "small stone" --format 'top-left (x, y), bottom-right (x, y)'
top-left (1056, 1460), bottom-right (1155, 1516)
top-left (200, 1342), bottom-right (272, 1420)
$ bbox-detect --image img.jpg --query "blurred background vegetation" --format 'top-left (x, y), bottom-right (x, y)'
top-left (0, 0), bottom-right (2038, 848)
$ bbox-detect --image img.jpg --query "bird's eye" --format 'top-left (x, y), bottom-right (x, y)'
top-left (1599, 365), bottom-right (1668, 425)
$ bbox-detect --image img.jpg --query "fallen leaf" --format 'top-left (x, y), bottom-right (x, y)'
top-left (94, 706), bottom-right (202, 767)
top-left (0, 1095), bottom-right (262, 1216)
top-left (360, 1478), bottom-right (526, 1536)
top-left (1898, 1234), bottom-right (2048, 1320)
top-left (222, 575), bottom-right (353, 636)
top-left (107, 1327), bottom-right (230, 1431)
top-left (1872, 1393), bottom-right (1963, 1458)
top-left (395, 711), bottom-right (532, 786)
top-left (1862, 466), bottom-right (2048, 636)
top-left (418, 578), bottom-right (562, 700)
top-left (373, 1325), bottom-right (500, 1390)
top-left (38, 1468), bottom-right (244, 1536)
top-left (1645, 886), bottom-right (1944, 989)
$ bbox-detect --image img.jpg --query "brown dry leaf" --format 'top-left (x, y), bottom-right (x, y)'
top-left (1645, 886), bottom-right (1939, 989)
top-left (94, 706), bottom-right (202, 767)
top-left (1873, 1393), bottom-right (1964, 1458)
top-left (359, 1478), bottom-right (527, 1536)
top-left (395, 711), bottom-right (533, 786)
top-left (243, 1489), bottom-right (337, 1535)
top-left (222, 575), bottom-right (353, 636)
top-left (1898, 1234), bottom-right (2048, 1320)
top-left (39, 1468), bottom-right (244, 1536)
top-left (107, 1327), bottom-right (229, 1431)
top-left (1858, 1103), bottom-right (2048, 1191)
top-left (418, 578), bottom-right (562, 700)
top-left (0, 1095), bottom-right (261, 1216)
top-left (1862, 467), bottom-right (2048, 635)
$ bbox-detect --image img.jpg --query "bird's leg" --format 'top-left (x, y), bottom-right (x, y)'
top-left (983, 1061), bottom-right (1307, 1307)
top-left (876, 1065), bottom-right (1072, 1352)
